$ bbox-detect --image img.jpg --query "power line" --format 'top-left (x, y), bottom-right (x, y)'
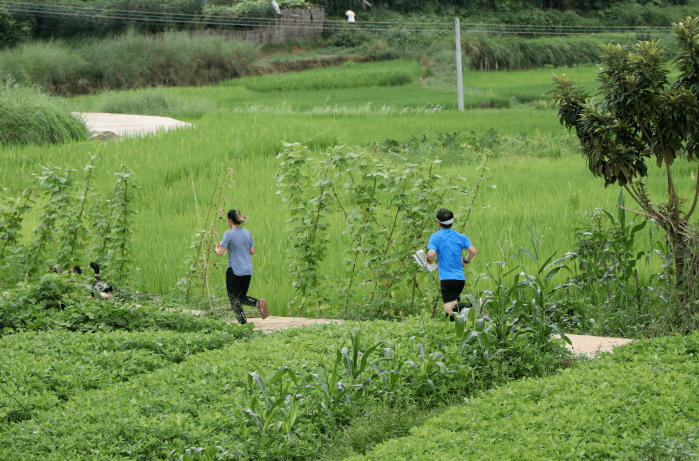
top-left (0, 0), bottom-right (675, 37)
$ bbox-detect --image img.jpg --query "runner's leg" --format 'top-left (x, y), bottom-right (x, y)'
top-left (226, 269), bottom-right (249, 324)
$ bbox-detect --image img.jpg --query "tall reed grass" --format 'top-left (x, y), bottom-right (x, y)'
top-left (461, 33), bottom-right (664, 72)
top-left (0, 30), bottom-right (259, 95)
top-left (0, 82), bottom-right (88, 146)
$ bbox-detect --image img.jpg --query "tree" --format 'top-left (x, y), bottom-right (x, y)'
top-left (0, 8), bottom-right (31, 49)
top-left (550, 16), bottom-right (699, 317)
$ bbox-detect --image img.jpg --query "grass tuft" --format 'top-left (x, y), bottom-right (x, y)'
top-left (94, 87), bottom-right (215, 119)
top-left (0, 81), bottom-right (89, 146)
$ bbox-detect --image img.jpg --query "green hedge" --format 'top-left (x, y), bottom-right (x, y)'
top-left (0, 328), bottom-right (252, 423)
top-left (0, 318), bottom-right (569, 460)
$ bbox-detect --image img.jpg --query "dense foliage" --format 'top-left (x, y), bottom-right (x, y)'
top-left (0, 315), bottom-right (570, 460)
top-left (0, 159), bottom-right (138, 284)
top-left (0, 272), bottom-right (245, 334)
top-left (0, 30), bottom-right (259, 95)
top-left (551, 16), bottom-right (699, 329)
top-left (0, 7), bottom-right (30, 49)
top-left (347, 331), bottom-right (699, 460)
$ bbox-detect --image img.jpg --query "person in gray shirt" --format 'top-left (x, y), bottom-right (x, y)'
top-left (215, 209), bottom-right (268, 324)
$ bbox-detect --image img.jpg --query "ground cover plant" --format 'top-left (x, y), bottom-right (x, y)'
top-left (345, 331), bottom-right (699, 461)
top-left (0, 326), bottom-right (251, 423)
top-left (0, 314), bottom-right (571, 460)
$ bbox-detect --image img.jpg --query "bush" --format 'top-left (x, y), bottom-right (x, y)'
top-left (0, 82), bottom-right (88, 145)
top-left (0, 30), bottom-right (260, 95)
top-left (0, 8), bottom-right (31, 49)
top-left (0, 272), bottom-right (244, 334)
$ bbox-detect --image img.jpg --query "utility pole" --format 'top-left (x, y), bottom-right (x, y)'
top-left (455, 18), bottom-right (464, 111)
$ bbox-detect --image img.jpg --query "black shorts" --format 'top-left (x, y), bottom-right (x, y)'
top-left (440, 279), bottom-right (465, 303)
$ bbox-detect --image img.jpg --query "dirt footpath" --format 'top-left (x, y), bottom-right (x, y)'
top-left (76, 112), bottom-right (193, 137)
top-left (249, 316), bottom-right (633, 356)
top-left (250, 316), bottom-right (342, 333)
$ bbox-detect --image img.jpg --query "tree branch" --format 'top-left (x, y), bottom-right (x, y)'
top-left (684, 161), bottom-right (699, 220)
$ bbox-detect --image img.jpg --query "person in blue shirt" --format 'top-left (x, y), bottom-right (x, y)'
top-left (426, 208), bottom-right (477, 318)
top-left (215, 209), bottom-right (268, 324)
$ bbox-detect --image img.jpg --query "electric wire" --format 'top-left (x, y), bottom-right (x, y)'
top-left (0, 0), bottom-right (674, 37)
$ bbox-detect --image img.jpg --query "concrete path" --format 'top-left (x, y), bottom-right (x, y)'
top-left (555, 333), bottom-right (633, 357)
top-left (74, 112), bottom-right (193, 137)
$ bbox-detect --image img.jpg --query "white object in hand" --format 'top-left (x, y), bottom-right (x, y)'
top-left (413, 249), bottom-right (438, 272)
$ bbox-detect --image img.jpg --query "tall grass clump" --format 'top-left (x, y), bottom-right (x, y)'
top-left (0, 30), bottom-right (260, 95)
top-left (0, 40), bottom-right (89, 91)
top-left (0, 82), bottom-right (88, 146)
top-left (462, 34), bottom-right (640, 71)
top-left (85, 30), bottom-right (260, 90)
top-left (90, 87), bottom-right (215, 119)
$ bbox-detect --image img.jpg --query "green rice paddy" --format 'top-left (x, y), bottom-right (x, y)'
top-left (1, 60), bottom-right (688, 314)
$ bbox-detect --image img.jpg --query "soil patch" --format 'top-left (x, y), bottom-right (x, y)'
top-left (249, 316), bottom-right (343, 332)
top-left (178, 306), bottom-right (633, 356)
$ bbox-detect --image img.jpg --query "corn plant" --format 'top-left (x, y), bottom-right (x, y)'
top-left (474, 239), bottom-right (573, 354)
top-left (404, 342), bottom-right (455, 396)
top-left (244, 367), bottom-right (302, 433)
top-left (566, 190), bottom-right (666, 334)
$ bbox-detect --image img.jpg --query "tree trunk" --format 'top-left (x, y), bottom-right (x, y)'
top-left (669, 227), bottom-right (699, 310)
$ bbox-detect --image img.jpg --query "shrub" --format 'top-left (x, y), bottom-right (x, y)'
top-left (0, 8), bottom-right (31, 49)
top-left (0, 272), bottom-right (244, 334)
top-left (0, 30), bottom-right (260, 95)
top-left (0, 82), bottom-right (88, 145)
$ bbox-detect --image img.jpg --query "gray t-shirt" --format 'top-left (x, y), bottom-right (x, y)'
top-left (221, 227), bottom-right (254, 276)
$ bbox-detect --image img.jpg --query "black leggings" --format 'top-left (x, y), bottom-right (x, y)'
top-left (226, 268), bottom-right (259, 324)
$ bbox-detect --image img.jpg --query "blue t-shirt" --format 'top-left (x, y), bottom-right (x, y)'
top-left (221, 227), bottom-right (254, 276)
top-left (427, 228), bottom-right (472, 281)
